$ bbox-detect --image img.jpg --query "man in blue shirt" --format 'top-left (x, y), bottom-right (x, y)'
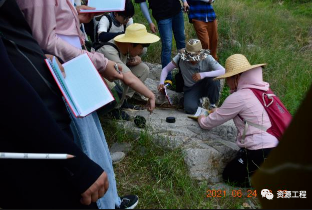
top-left (187, 0), bottom-right (218, 61)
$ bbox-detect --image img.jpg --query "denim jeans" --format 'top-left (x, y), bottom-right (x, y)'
top-left (65, 103), bottom-right (121, 209)
top-left (183, 77), bottom-right (220, 114)
top-left (157, 10), bottom-right (185, 80)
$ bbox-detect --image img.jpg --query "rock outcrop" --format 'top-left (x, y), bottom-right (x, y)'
top-left (103, 62), bottom-right (238, 184)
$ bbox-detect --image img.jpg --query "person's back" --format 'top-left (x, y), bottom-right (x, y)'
top-left (198, 54), bottom-right (282, 187)
top-left (225, 86), bottom-right (278, 149)
top-left (0, 0), bottom-right (71, 130)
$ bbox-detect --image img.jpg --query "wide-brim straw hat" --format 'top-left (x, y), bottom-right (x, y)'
top-left (215, 54), bottom-right (266, 79)
top-left (114, 23), bottom-right (160, 44)
top-left (179, 39), bottom-right (210, 62)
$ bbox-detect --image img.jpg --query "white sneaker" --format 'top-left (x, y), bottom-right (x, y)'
top-left (111, 152), bottom-right (125, 164)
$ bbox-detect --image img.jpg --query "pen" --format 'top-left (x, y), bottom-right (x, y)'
top-left (114, 63), bottom-right (121, 74)
top-left (0, 152), bottom-right (75, 159)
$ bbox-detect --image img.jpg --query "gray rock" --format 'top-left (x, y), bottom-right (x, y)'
top-left (104, 62), bottom-right (239, 185)
top-left (110, 142), bottom-right (132, 154)
top-left (106, 108), bottom-right (238, 183)
top-left (145, 62), bottom-right (162, 80)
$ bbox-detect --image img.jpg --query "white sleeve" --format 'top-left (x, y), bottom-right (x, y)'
top-left (97, 16), bottom-right (110, 34)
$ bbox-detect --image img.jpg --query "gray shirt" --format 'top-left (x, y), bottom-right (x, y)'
top-left (172, 54), bottom-right (222, 87)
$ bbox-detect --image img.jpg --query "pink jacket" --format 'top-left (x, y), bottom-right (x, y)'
top-left (199, 67), bottom-right (279, 150)
top-left (16, 0), bottom-right (108, 72)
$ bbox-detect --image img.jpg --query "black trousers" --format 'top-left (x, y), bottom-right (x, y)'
top-left (222, 148), bottom-right (273, 188)
top-left (183, 77), bottom-right (221, 114)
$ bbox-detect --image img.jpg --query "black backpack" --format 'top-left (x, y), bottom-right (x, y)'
top-left (92, 14), bottom-right (126, 51)
top-left (175, 58), bottom-right (184, 92)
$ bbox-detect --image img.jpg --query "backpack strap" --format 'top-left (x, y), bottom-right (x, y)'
top-left (105, 14), bottom-right (113, 33)
top-left (238, 114), bottom-right (268, 143)
top-left (0, 33), bottom-right (59, 96)
top-left (92, 41), bottom-right (121, 58)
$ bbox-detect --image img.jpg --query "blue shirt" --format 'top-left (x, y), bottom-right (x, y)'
top-left (188, 1), bottom-right (216, 23)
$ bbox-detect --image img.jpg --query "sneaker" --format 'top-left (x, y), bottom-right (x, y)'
top-left (109, 109), bottom-right (130, 121)
top-left (111, 152), bottom-right (125, 164)
top-left (117, 195), bottom-right (139, 209)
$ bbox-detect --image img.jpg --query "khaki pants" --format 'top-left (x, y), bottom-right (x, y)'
top-left (97, 45), bottom-right (149, 98)
top-left (105, 62), bottom-right (149, 99)
top-left (125, 62), bottom-right (149, 98)
top-left (192, 19), bottom-right (218, 61)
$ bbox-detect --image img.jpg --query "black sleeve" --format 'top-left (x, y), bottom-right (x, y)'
top-left (98, 31), bottom-right (123, 43)
top-left (0, 38), bottom-right (103, 194)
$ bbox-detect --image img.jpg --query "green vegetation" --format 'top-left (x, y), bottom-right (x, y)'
top-left (103, 121), bottom-right (260, 209)
top-left (133, 0), bottom-right (312, 115)
top-left (103, 0), bottom-right (312, 208)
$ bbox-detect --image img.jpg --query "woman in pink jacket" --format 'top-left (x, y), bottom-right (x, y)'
top-left (198, 54), bottom-right (279, 187)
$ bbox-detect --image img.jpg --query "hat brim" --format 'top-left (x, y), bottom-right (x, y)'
top-left (179, 49), bottom-right (210, 61)
top-left (215, 63), bottom-right (267, 80)
top-left (114, 33), bottom-right (160, 44)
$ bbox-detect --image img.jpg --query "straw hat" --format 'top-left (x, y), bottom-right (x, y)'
top-left (179, 39), bottom-right (210, 61)
top-left (114, 23), bottom-right (160, 44)
top-left (215, 54), bottom-right (266, 79)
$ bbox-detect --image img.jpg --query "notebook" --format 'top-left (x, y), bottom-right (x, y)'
top-left (80, 0), bottom-right (126, 13)
top-left (187, 107), bottom-right (210, 120)
top-left (45, 54), bottom-right (114, 118)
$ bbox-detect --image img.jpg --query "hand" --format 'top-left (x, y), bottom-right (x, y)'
top-left (101, 60), bottom-right (124, 82)
top-left (197, 115), bottom-right (206, 123)
top-left (146, 95), bottom-right (156, 114)
top-left (192, 73), bottom-right (201, 82)
top-left (157, 84), bottom-right (165, 93)
top-left (183, 1), bottom-right (190, 13)
top-left (45, 54), bottom-right (66, 78)
top-left (76, 5), bottom-right (96, 23)
top-left (127, 56), bottom-right (141, 66)
top-left (80, 172), bottom-right (109, 205)
top-left (209, 107), bottom-right (217, 114)
top-left (149, 23), bottom-right (157, 34)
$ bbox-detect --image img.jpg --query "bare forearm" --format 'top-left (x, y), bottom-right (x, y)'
top-left (123, 72), bottom-right (155, 99)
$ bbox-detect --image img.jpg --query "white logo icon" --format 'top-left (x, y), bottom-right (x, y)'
top-left (261, 189), bottom-right (270, 197)
top-left (266, 192), bottom-right (274, 200)
top-left (261, 189), bottom-right (274, 200)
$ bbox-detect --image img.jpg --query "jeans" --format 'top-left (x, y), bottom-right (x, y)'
top-left (66, 103), bottom-right (121, 209)
top-left (157, 10), bottom-right (185, 80)
top-left (183, 77), bottom-right (220, 114)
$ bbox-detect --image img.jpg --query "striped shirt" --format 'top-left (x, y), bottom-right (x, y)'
top-left (188, 1), bottom-right (216, 23)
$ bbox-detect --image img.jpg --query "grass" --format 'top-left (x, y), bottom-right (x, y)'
top-left (102, 0), bottom-right (312, 208)
top-left (103, 121), bottom-right (260, 209)
top-left (132, 0), bottom-right (312, 115)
